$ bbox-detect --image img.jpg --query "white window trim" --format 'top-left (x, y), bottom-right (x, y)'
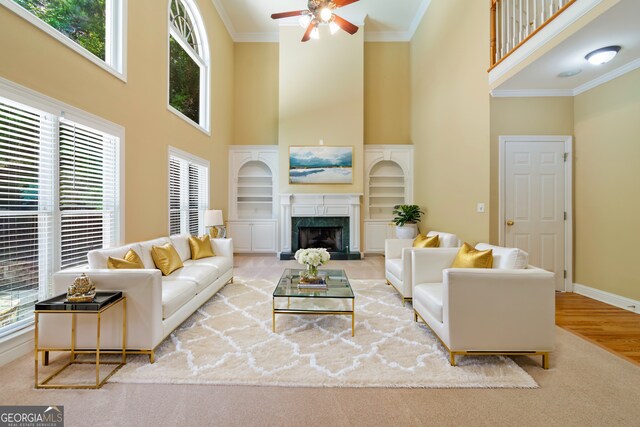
top-left (0, 75), bottom-right (126, 249)
top-left (167, 0), bottom-right (210, 134)
top-left (167, 146), bottom-right (210, 235)
top-left (0, 0), bottom-right (128, 82)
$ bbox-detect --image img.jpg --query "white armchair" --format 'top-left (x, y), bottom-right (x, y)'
top-left (384, 231), bottom-right (459, 303)
top-left (411, 245), bottom-right (555, 368)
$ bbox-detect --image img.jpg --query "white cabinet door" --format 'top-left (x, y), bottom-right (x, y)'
top-left (227, 223), bottom-right (252, 252)
top-left (251, 222), bottom-right (276, 252)
top-left (364, 222), bottom-right (392, 253)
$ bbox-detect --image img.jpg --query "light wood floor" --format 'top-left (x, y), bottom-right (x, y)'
top-left (556, 292), bottom-right (640, 366)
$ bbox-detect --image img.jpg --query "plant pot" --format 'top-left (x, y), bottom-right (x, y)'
top-left (396, 223), bottom-right (418, 239)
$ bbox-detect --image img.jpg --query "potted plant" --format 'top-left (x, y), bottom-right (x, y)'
top-left (392, 205), bottom-right (425, 239)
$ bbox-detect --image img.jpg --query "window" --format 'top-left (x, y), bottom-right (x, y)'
top-left (168, 149), bottom-right (208, 236)
top-left (0, 88), bottom-right (121, 337)
top-left (168, 0), bottom-right (209, 131)
top-left (2, 0), bottom-right (126, 78)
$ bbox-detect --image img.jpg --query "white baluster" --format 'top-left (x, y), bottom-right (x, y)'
top-left (501, 0), bottom-right (506, 58)
top-left (519, 0), bottom-right (523, 44)
top-left (526, 0), bottom-right (530, 37)
top-left (533, 0), bottom-right (538, 29)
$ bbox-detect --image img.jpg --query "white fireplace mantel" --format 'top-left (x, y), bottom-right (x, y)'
top-left (279, 193), bottom-right (363, 256)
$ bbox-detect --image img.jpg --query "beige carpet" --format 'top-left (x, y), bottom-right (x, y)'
top-left (111, 277), bottom-right (537, 388)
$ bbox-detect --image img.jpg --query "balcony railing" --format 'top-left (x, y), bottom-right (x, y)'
top-left (490, 0), bottom-right (578, 69)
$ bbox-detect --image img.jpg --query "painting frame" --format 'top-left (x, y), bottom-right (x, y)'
top-left (289, 146), bottom-right (354, 185)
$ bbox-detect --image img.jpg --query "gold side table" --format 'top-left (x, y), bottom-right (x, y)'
top-left (34, 291), bottom-right (127, 389)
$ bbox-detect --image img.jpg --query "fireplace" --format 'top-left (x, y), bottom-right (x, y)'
top-left (291, 217), bottom-right (349, 254)
top-left (279, 194), bottom-right (362, 260)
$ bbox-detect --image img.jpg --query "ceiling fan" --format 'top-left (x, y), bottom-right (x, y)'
top-left (271, 0), bottom-right (360, 42)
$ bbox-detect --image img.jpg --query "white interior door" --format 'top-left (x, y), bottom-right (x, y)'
top-left (501, 136), bottom-right (572, 291)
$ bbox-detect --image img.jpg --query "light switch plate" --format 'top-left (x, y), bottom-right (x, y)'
top-left (477, 203), bottom-right (485, 213)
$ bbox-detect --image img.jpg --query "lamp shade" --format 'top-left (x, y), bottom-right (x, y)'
top-left (204, 210), bottom-right (224, 227)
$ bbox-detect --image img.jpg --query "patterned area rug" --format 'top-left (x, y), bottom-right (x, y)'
top-left (111, 277), bottom-right (537, 388)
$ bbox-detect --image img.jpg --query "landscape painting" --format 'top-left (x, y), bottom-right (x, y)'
top-left (289, 146), bottom-right (353, 184)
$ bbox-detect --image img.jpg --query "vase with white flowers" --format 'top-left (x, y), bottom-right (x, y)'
top-left (294, 247), bottom-right (331, 279)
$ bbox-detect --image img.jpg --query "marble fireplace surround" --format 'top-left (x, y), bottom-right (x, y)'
top-left (279, 194), bottom-right (362, 260)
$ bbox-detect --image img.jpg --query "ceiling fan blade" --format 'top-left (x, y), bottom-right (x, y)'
top-left (332, 14), bottom-right (359, 35)
top-left (333, 0), bottom-right (359, 8)
top-left (301, 22), bottom-right (317, 42)
top-left (271, 10), bottom-right (308, 20)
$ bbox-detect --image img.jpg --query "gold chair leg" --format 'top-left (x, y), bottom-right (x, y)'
top-left (542, 353), bottom-right (549, 369)
top-left (42, 351), bottom-right (49, 366)
top-left (449, 352), bottom-right (457, 367)
top-left (149, 351), bottom-right (155, 364)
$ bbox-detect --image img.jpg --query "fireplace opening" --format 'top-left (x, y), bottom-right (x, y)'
top-left (291, 216), bottom-right (350, 254)
top-left (298, 227), bottom-right (344, 252)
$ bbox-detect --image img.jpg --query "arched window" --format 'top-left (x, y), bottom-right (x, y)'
top-left (168, 0), bottom-right (209, 131)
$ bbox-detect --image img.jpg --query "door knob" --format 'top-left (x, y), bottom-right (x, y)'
top-left (506, 220), bottom-right (515, 226)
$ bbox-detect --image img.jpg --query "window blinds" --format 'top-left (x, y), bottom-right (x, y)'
top-left (169, 152), bottom-right (208, 236)
top-left (59, 120), bottom-right (119, 269)
top-left (0, 93), bottom-right (120, 337)
top-left (0, 99), bottom-right (55, 335)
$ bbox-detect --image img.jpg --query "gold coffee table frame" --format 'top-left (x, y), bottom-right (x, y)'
top-left (34, 296), bottom-right (126, 389)
top-left (272, 269), bottom-right (355, 336)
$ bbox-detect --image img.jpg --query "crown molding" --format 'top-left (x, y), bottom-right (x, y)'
top-left (211, 0), bottom-right (432, 43)
top-left (408, 0), bottom-right (432, 40)
top-left (573, 57), bottom-right (640, 95)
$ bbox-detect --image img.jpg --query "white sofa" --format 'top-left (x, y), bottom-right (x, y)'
top-left (385, 231), bottom-right (459, 303)
top-left (411, 243), bottom-right (555, 368)
top-left (37, 236), bottom-right (234, 363)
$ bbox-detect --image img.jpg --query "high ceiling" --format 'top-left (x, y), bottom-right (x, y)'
top-left (210, 0), bottom-right (432, 42)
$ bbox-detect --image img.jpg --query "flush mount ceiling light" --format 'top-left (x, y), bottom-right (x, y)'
top-left (271, 0), bottom-right (360, 42)
top-left (585, 46), bottom-right (621, 65)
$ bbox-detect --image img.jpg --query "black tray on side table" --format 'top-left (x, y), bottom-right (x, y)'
top-left (36, 291), bottom-right (123, 311)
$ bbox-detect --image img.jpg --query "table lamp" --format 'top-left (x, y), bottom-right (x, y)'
top-left (204, 210), bottom-right (226, 238)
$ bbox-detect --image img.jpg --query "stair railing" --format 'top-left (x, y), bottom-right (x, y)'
top-left (490, 0), bottom-right (578, 69)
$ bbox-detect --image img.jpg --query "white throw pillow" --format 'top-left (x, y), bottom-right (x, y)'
top-left (87, 244), bottom-right (143, 269)
top-left (427, 231), bottom-right (459, 248)
top-left (138, 237), bottom-right (171, 269)
top-left (170, 234), bottom-right (192, 262)
top-left (475, 243), bottom-right (528, 269)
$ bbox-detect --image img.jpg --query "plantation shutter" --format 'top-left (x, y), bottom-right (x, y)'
top-left (0, 98), bottom-right (55, 335)
top-left (58, 119), bottom-right (119, 269)
top-left (169, 152), bottom-right (208, 236)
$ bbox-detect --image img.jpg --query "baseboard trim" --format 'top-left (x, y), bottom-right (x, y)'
top-left (573, 283), bottom-right (640, 314)
top-left (0, 327), bottom-right (34, 367)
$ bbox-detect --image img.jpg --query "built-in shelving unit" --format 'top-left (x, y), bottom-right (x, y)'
top-left (236, 161), bottom-right (273, 220)
top-left (363, 145), bottom-right (414, 253)
top-left (228, 146), bottom-right (279, 254)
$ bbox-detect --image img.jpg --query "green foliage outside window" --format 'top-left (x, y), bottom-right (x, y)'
top-left (169, 36), bottom-right (200, 124)
top-left (14, 0), bottom-right (106, 60)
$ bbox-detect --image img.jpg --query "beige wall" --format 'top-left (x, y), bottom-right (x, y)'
top-left (234, 43), bottom-right (279, 145)
top-left (364, 42), bottom-right (410, 145)
top-left (278, 26), bottom-right (364, 194)
top-left (489, 97), bottom-right (574, 243)
top-left (0, 1), bottom-right (234, 243)
top-left (410, 0), bottom-right (490, 243)
top-left (574, 69), bottom-right (640, 300)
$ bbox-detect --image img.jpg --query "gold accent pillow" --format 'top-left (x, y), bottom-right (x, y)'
top-left (151, 243), bottom-right (184, 276)
top-left (451, 243), bottom-right (493, 268)
top-left (108, 249), bottom-right (144, 269)
top-left (189, 235), bottom-right (215, 260)
top-left (413, 234), bottom-right (440, 248)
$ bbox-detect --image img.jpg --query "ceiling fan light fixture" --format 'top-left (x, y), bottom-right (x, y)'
top-left (320, 7), bottom-right (332, 23)
top-left (585, 45), bottom-right (621, 65)
top-left (329, 21), bottom-right (340, 35)
top-left (299, 14), bottom-right (311, 28)
top-left (310, 26), bottom-right (320, 40)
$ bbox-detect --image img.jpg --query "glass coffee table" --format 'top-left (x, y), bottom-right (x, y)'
top-left (273, 268), bottom-right (355, 336)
